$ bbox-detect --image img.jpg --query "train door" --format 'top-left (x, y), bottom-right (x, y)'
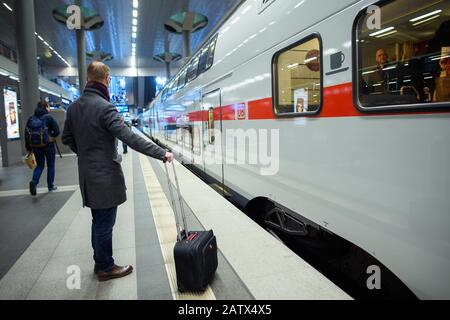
top-left (201, 89), bottom-right (224, 189)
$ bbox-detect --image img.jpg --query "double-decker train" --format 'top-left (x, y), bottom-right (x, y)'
top-left (141, 0), bottom-right (450, 299)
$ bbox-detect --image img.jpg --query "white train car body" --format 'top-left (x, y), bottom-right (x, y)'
top-left (144, 0), bottom-right (450, 299)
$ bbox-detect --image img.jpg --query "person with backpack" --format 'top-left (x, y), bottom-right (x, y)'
top-left (25, 101), bottom-right (60, 196)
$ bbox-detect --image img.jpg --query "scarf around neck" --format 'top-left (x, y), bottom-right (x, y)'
top-left (85, 81), bottom-right (110, 102)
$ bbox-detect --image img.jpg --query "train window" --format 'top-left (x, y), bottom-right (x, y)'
top-left (273, 36), bottom-right (322, 115)
top-left (168, 80), bottom-right (176, 96)
top-left (178, 68), bottom-right (187, 89)
top-left (187, 55), bottom-right (200, 83)
top-left (198, 46), bottom-right (210, 74)
top-left (205, 36), bottom-right (218, 70)
top-left (161, 88), bottom-right (168, 101)
top-left (355, 0), bottom-right (450, 110)
top-left (173, 76), bottom-right (180, 93)
top-left (207, 107), bottom-right (215, 144)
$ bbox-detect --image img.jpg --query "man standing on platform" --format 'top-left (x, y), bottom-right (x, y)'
top-left (62, 61), bottom-right (173, 282)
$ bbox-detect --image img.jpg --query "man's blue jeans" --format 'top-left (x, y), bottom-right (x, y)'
top-left (91, 207), bottom-right (117, 272)
top-left (32, 144), bottom-right (56, 190)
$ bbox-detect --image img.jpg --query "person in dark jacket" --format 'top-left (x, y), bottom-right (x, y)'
top-left (62, 61), bottom-right (173, 282)
top-left (25, 101), bottom-right (60, 196)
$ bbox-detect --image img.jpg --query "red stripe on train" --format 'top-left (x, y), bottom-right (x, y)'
top-left (188, 110), bottom-right (206, 122)
top-left (186, 82), bottom-right (450, 121)
top-left (248, 98), bottom-right (275, 120)
top-left (221, 104), bottom-right (236, 120)
top-left (245, 83), bottom-right (360, 119)
top-left (319, 83), bottom-right (361, 118)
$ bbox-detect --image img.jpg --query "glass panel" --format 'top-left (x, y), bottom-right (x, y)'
top-left (206, 38), bottom-right (217, 70)
top-left (275, 37), bottom-right (321, 115)
top-left (356, 0), bottom-right (450, 108)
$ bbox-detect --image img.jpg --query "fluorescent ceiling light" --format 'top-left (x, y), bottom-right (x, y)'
top-left (132, 43), bottom-right (136, 48)
top-left (241, 5), bottom-right (251, 14)
top-left (432, 55), bottom-right (450, 61)
top-left (132, 10), bottom-right (138, 18)
top-left (133, 0), bottom-right (138, 8)
top-left (375, 30), bottom-right (397, 38)
top-left (383, 66), bottom-right (397, 71)
top-left (0, 71), bottom-right (9, 76)
top-left (132, 32), bottom-right (137, 38)
top-left (132, 18), bottom-right (137, 26)
top-left (230, 17), bottom-right (240, 25)
top-left (410, 9), bottom-right (442, 22)
top-left (132, 26), bottom-right (137, 32)
top-left (294, 0), bottom-right (305, 9)
top-left (369, 26), bottom-right (394, 37)
top-left (3, 2), bottom-right (12, 12)
top-left (412, 15), bottom-right (440, 26)
top-left (287, 63), bottom-right (299, 69)
top-left (304, 57), bottom-right (317, 64)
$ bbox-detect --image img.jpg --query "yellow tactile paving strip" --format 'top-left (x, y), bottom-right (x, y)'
top-left (139, 154), bottom-right (216, 300)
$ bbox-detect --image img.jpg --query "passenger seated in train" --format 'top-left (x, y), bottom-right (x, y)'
top-left (357, 3), bottom-right (450, 109)
top-left (365, 48), bottom-right (395, 94)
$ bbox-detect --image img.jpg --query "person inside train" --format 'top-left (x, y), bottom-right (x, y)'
top-left (366, 48), bottom-right (396, 94)
top-left (397, 42), bottom-right (425, 103)
top-left (426, 20), bottom-right (450, 102)
top-left (433, 46), bottom-right (450, 102)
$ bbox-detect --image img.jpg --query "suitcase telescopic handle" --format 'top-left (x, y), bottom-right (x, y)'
top-left (164, 160), bottom-right (189, 239)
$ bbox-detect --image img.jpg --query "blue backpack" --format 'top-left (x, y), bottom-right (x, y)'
top-left (27, 116), bottom-right (50, 148)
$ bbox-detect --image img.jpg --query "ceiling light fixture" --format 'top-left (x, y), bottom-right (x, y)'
top-left (35, 32), bottom-right (71, 67)
top-left (410, 9), bottom-right (442, 22)
top-left (375, 30), bottom-right (397, 38)
top-left (412, 14), bottom-right (440, 26)
top-left (2, 2), bottom-right (12, 12)
top-left (131, 1), bottom-right (138, 63)
top-left (369, 26), bottom-right (394, 37)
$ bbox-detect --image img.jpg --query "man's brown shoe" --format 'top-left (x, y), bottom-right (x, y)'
top-left (97, 265), bottom-right (133, 282)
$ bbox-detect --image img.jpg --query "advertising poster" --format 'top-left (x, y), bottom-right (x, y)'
top-left (3, 89), bottom-right (20, 140)
top-left (294, 88), bottom-right (309, 113)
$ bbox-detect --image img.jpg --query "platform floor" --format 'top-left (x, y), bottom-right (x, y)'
top-left (0, 136), bottom-right (351, 300)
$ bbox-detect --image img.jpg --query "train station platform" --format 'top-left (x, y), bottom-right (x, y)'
top-left (0, 132), bottom-right (351, 300)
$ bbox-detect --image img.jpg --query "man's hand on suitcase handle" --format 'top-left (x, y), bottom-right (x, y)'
top-left (164, 151), bottom-right (174, 163)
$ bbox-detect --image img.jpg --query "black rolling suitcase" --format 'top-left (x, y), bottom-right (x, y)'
top-left (164, 161), bottom-right (218, 292)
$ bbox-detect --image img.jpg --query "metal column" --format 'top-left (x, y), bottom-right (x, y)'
top-left (15, 0), bottom-right (40, 134)
top-left (76, 0), bottom-right (87, 92)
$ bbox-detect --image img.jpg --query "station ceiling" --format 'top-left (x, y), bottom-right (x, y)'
top-left (0, 0), bottom-right (240, 70)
